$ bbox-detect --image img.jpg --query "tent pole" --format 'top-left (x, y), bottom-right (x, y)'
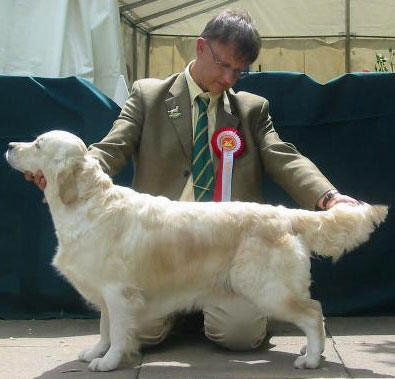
top-left (133, 26), bottom-right (138, 82)
top-left (145, 33), bottom-right (151, 78)
top-left (345, 0), bottom-right (351, 73)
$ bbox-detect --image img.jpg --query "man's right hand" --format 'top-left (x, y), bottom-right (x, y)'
top-left (24, 170), bottom-right (47, 191)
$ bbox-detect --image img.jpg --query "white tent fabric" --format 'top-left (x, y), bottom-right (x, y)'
top-left (0, 0), bottom-right (126, 99)
top-left (113, 74), bottom-right (130, 107)
top-left (1, 0), bottom-right (394, 92)
top-left (352, 0), bottom-right (395, 36)
top-left (119, 0), bottom-right (395, 84)
top-left (152, 0), bottom-right (345, 37)
top-left (120, 0), bottom-right (395, 37)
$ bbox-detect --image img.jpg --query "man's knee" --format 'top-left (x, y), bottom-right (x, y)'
top-left (137, 316), bottom-right (173, 347)
top-left (203, 301), bottom-right (267, 351)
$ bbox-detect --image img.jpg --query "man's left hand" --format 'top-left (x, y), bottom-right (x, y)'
top-left (318, 190), bottom-right (361, 210)
top-left (325, 193), bottom-right (361, 209)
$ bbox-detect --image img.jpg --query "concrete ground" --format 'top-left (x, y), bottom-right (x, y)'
top-left (0, 317), bottom-right (394, 379)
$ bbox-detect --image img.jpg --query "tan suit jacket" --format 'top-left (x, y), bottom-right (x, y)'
top-left (88, 72), bottom-right (335, 209)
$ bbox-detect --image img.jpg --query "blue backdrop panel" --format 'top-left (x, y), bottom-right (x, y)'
top-left (0, 73), bottom-right (393, 319)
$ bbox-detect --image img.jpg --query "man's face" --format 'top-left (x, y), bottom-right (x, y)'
top-left (194, 38), bottom-right (249, 95)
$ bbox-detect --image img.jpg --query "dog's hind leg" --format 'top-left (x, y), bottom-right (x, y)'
top-left (282, 298), bottom-right (325, 369)
top-left (298, 300), bottom-right (325, 356)
top-left (88, 284), bottom-right (143, 372)
top-left (233, 279), bottom-right (324, 368)
top-left (266, 297), bottom-right (325, 369)
top-left (79, 305), bottom-right (110, 362)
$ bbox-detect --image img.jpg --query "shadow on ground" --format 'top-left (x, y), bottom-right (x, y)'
top-left (35, 332), bottom-right (395, 379)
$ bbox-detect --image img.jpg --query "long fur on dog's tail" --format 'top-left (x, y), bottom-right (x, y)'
top-left (290, 203), bottom-right (388, 261)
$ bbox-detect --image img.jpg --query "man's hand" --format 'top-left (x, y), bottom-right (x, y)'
top-left (325, 193), bottom-right (360, 209)
top-left (318, 189), bottom-right (360, 210)
top-left (24, 170), bottom-right (47, 191)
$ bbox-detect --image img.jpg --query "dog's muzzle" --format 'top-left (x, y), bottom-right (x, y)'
top-left (5, 143), bottom-right (15, 160)
top-left (8, 142), bottom-right (17, 151)
top-left (5, 143), bottom-right (22, 172)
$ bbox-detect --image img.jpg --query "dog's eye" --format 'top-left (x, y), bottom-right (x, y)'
top-left (35, 141), bottom-right (41, 149)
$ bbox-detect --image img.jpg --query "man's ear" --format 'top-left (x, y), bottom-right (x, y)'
top-left (196, 37), bottom-right (205, 57)
top-left (57, 162), bottom-right (81, 205)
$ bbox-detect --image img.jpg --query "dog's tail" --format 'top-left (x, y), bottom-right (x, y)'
top-left (290, 203), bottom-right (388, 261)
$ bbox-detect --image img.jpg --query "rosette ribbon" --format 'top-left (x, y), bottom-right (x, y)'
top-left (211, 127), bottom-right (245, 201)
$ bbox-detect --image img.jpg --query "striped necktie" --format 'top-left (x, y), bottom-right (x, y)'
top-left (192, 97), bottom-right (214, 201)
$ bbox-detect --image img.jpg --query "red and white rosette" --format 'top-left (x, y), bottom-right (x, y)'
top-left (211, 127), bottom-right (245, 202)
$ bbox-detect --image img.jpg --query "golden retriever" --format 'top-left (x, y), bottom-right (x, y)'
top-left (5, 130), bottom-right (387, 371)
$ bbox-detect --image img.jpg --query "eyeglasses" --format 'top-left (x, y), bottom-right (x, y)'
top-left (205, 40), bottom-right (249, 80)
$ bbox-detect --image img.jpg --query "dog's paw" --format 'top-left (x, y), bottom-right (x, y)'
top-left (294, 354), bottom-right (320, 369)
top-left (79, 345), bottom-right (108, 362)
top-left (79, 348), bottom-right (99, 362)
top-left (88, 350), bottom-right (123, 372)
top-left (88, 357), bottom-right (118, 372)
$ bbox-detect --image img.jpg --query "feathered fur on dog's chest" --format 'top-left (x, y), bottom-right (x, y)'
top-left (49, 197), bottom-right (120, 306)
top-left (52, 239), bottom-right (104, 306)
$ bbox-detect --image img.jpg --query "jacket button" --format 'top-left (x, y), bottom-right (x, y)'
top-left (183, 170), bottom-right (190, 177)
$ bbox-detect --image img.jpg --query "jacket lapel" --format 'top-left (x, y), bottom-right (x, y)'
top-left (165, 73), bottom-right (193, 162)
top-left (215, 89), bottom-right (240, 131)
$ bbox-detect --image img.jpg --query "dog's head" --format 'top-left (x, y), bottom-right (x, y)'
top-left (5, 130), bottom-right (96, 204)
top-left (6, 130), bottom-right (87, 173)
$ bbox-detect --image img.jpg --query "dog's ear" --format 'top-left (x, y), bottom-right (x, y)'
top-left (57, 162), bottom-right (82, 205)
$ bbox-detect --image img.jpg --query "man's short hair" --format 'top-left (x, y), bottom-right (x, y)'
top-left (200, 9), bottom-right (261, 64)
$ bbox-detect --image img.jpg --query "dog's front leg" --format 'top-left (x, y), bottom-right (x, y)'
top-left (88, 284), bottom-right (142, 372)
top-left (79, 306), bottom-right (110, 362)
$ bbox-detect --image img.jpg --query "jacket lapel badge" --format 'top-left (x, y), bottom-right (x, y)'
top-left (168, 105), bottom-right (182, 119)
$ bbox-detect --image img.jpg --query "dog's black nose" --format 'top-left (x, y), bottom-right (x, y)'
top-left (8, 143), bottom-right (16, 151)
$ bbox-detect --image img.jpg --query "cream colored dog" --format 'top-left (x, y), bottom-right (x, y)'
top-left (6, 130), bottom-right (387, 372)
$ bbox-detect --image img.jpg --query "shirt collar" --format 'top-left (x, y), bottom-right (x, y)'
top-left (185, 60), bottom-right (221, 107)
